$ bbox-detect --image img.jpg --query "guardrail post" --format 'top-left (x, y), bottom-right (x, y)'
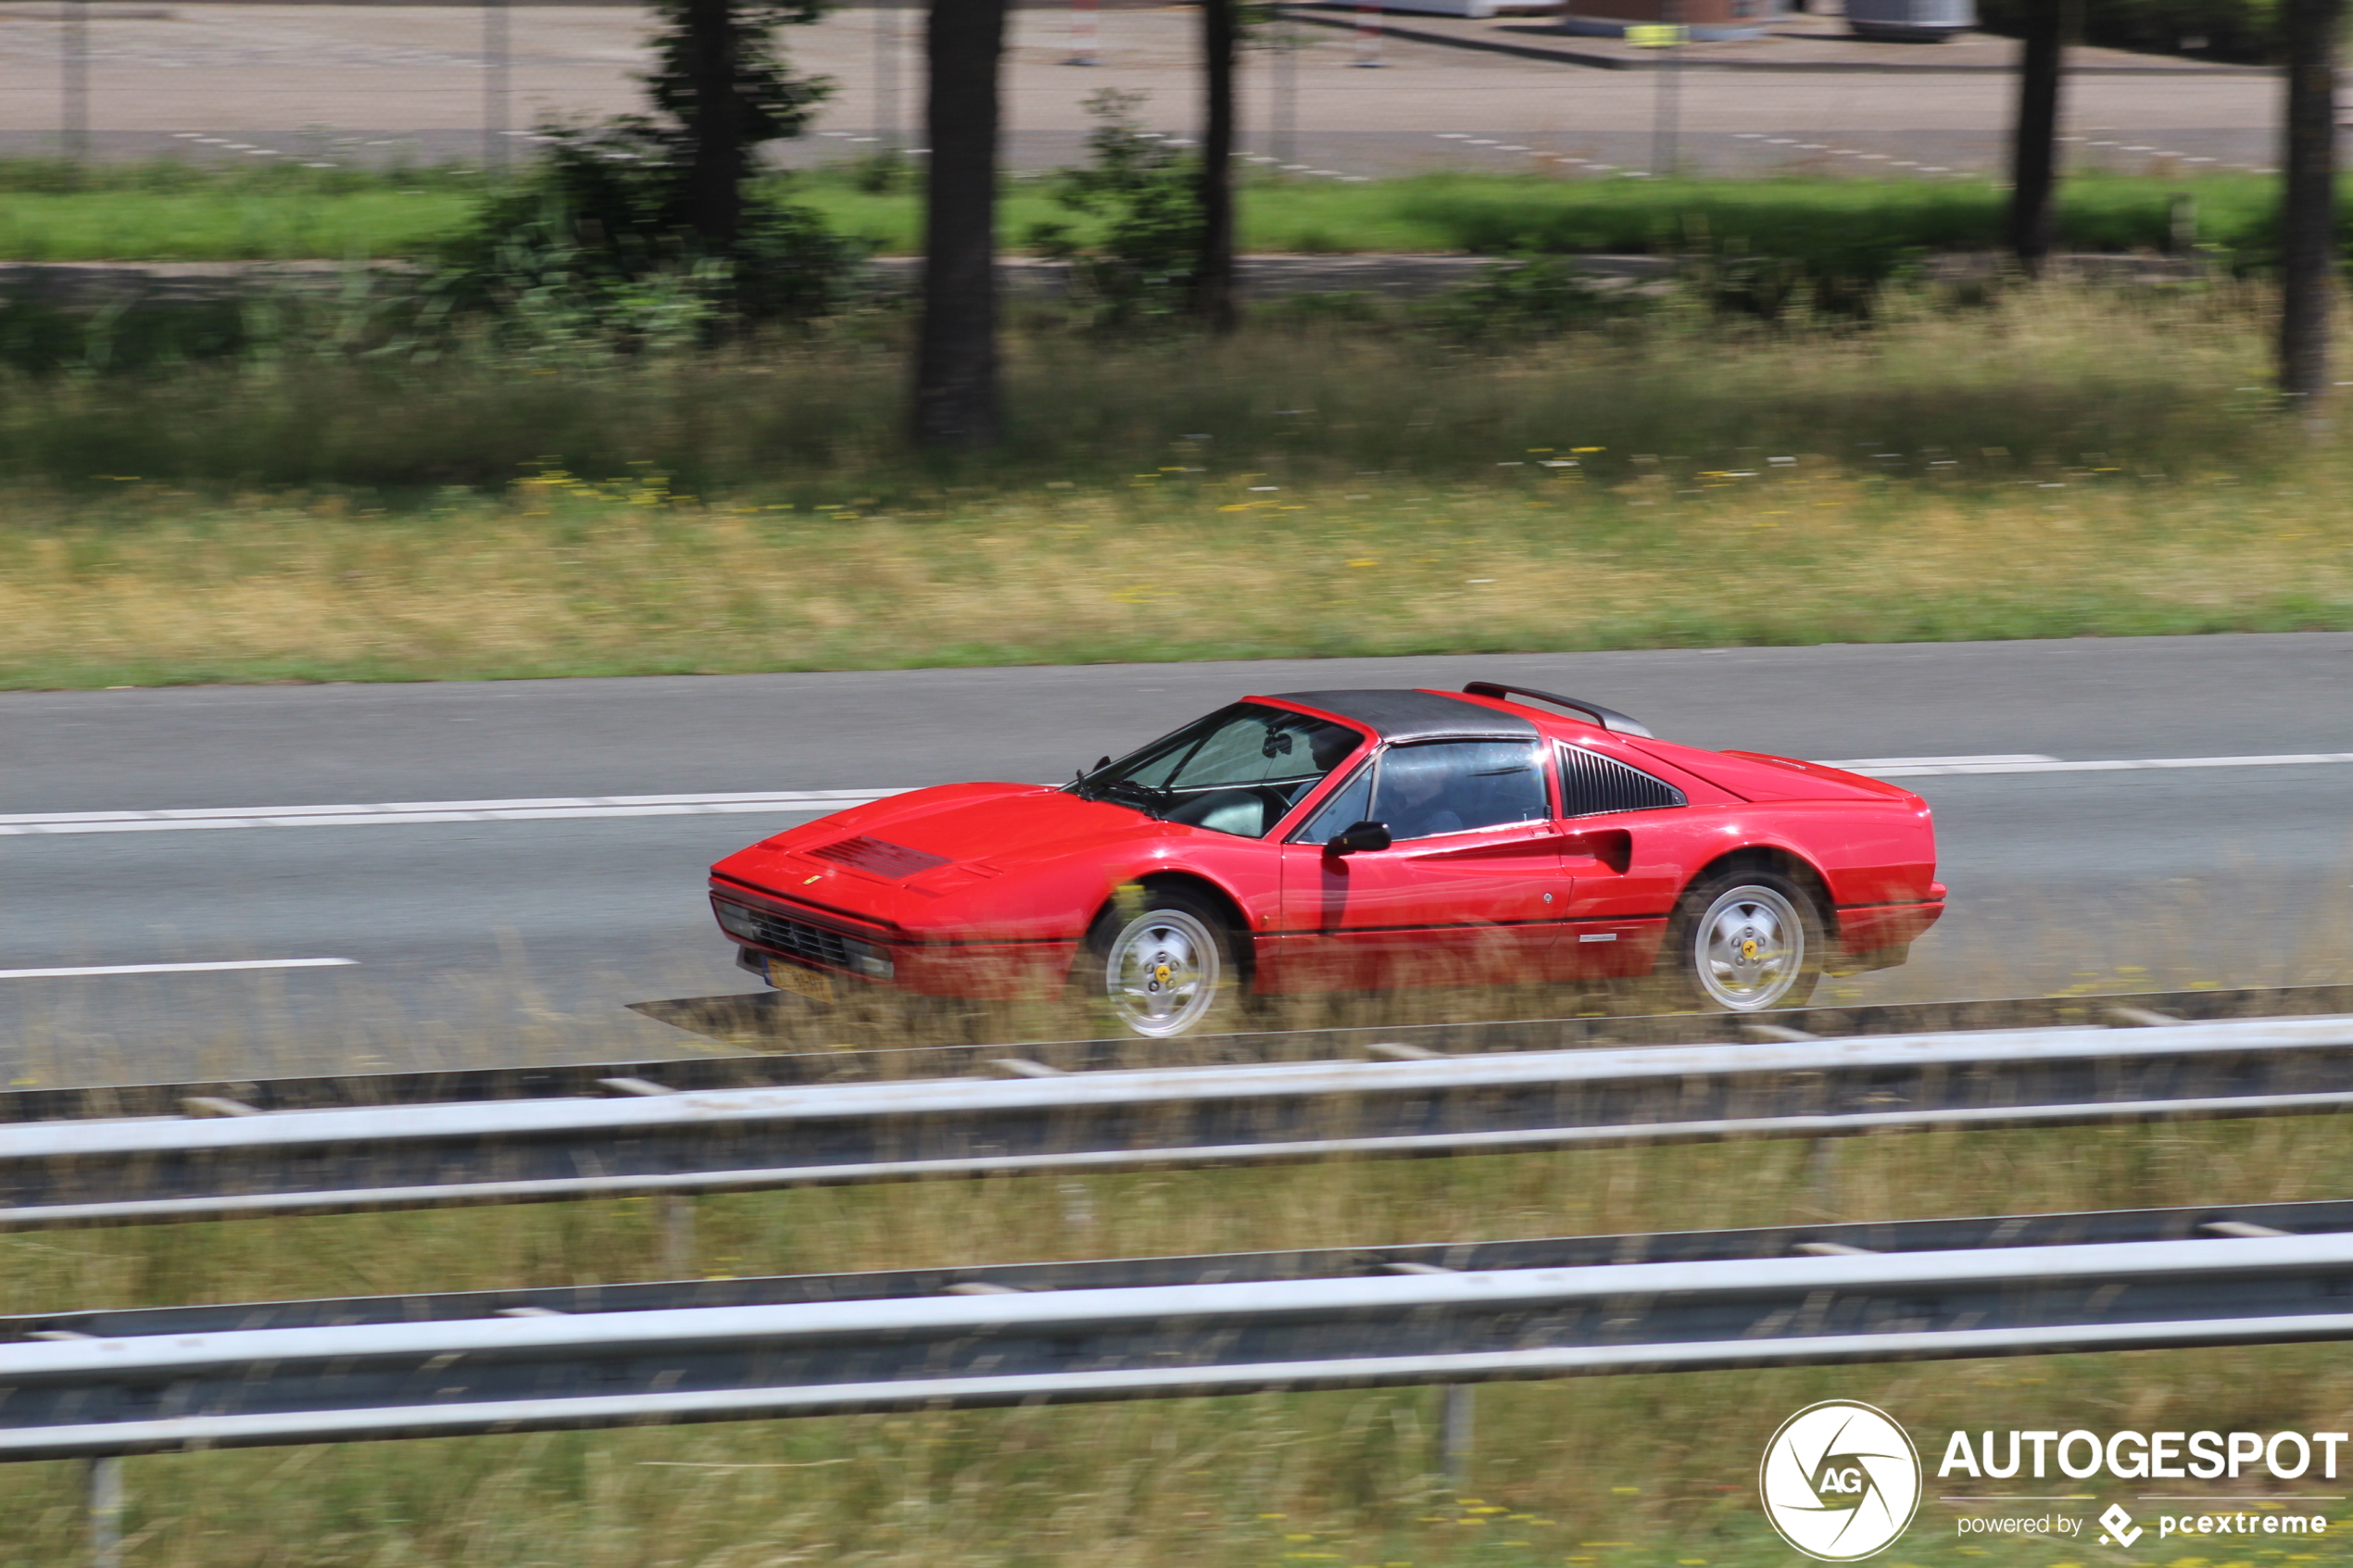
top-left (1439, 1385), bottom-right (1474, 1485)
top-left (661, 1196), bottom-right (696, 1275)
top-left (1806, 1138), bottom-right (1840, 1215)
top-left (87, 1456), bottom-right (122, 1568)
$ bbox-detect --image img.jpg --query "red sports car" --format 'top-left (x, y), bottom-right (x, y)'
top-left (708, 684), bottom-right (1944, 1035)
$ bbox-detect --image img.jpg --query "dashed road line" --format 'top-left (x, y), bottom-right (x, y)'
top-left (4, 754), bottom-right (2349, 838)
top-left (0, 791), bottom-right (912, 835)
top-left (1821, 754), bottom-right (2353, 779)
top-left (0, 959), bottom-right (358, 981)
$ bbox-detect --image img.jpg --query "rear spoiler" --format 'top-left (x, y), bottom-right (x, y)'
top-left (1461, 682), bottom-right (1654, 738)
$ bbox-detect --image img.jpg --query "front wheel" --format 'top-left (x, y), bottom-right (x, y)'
top-left (1658, 870), bottom-right (1823, 1013)
top-left (1082, 888), bottom-right (1242, 1038)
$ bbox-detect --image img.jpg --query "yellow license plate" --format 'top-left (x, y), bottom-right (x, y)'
top-left (764, 959), bottom-right (834, 1001)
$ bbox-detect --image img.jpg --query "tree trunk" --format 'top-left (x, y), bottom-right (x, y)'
top-left (913, 0), bottom-right (1008, 447)
top-left (2279, 0), bottom-right (2341, 407)
top-left (683, 0), bottom-right (744, 246)
top-left (2007, 0), bottom-right (2070, 273)
top-left (1196, 0), bottom-right (1239, 332)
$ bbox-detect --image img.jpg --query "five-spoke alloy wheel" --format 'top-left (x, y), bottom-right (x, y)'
top-left (1088, 889), bottom-right (1239, 1037)
top-left (1663, 869), bottom-right (1824, 1013)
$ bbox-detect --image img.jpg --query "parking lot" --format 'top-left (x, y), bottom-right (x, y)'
top-left (0, 3), bottom-right (2285, 174)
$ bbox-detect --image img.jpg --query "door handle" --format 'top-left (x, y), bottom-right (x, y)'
top-left (1560, 827), bottom-right (1631, 873)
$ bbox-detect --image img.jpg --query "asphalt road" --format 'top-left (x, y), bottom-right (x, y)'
top-left (5, 633), bottom-right (2351, 1088)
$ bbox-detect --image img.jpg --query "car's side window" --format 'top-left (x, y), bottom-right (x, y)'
top-left (1557, 744), bottom-right (1688, 818)
top-left (1370, 741), bottom-right (1549, 842)
top-left (1291, 762), bottom-right (1375, 845)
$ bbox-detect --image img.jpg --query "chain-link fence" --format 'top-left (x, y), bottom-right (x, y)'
top-left (0, 2), bottom-right (2287, 178)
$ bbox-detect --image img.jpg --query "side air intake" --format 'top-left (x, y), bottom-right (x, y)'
top-left (1559, 746), bottom-right (1687, 818)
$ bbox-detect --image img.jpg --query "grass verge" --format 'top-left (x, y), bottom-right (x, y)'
top-left (0, 284), bottom-right (2344, 686)
top-left (5, 1110), bottom-right (2353, 1565)
top-left (6, 458), bottom-right (2349, 689)
top-left (0, 160), bottom-right (2313, 264)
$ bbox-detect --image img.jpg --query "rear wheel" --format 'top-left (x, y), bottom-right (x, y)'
top-left (1084, 887), bottom-right (1242, 1038)
top-left (1658, 868), bottom-right (1823, 1013)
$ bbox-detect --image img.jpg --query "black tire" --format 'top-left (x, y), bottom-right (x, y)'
top-left (1654, 865), bottom-right (1825, 1013)
top-left (1077, 884), bottom-right (1245, 1038)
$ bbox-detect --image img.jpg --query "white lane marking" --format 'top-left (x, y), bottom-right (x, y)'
top-left (0, 959), bottom-right (357, 981)
top-left (1823, 754), bottom-right (2353, 779)
top-left (0, 790), bottom-right (910, 836)
top-left (6, 749), bottom-right (2350, 839)
top-left (1817, 755), bottom-right (2057, 769)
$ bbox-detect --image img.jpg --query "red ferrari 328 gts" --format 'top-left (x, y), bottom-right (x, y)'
top-left (709, 684), bottom-right (1945, 1035)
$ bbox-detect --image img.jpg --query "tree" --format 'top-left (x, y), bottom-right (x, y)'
top-left (2278, 0), bottom-right (2342, 408)
top-left (435, 0), bottom-right (849, 334)
top-left (2007, 0), bottom-right (2076, 273)
top-left (1194, 0), bottom-right (1239, 332)
top-left (913, 0), bottom-right (1010, 447)
top-left (646, 0), bottom-right (832, 248)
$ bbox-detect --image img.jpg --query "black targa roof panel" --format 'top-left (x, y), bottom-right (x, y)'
top-left (1264, 689), bottom-right (1541, 744)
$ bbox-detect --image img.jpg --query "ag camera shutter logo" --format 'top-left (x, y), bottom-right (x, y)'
top-left (1759, 1401), bottom-right (1924, 1561)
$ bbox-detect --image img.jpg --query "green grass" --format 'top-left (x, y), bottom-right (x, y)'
top-left (1354, 169), bottom-right (2288, 271)
top-left (0, 187), bottom-right (479, 263)
top-left (0, 157), bottom-right (2309, 263)
top-left (0, 283), bottom-right (2296, 495)
top-left (7, 1106), bottom-right (2353, 1565)
top-left (0, 157), bottom-right (483, 262)
top-left (5, 282), bottom-right (2349, 688)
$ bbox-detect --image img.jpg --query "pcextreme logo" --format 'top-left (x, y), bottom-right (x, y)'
top-left (1758, 1401), bottom-right (1925, 1562)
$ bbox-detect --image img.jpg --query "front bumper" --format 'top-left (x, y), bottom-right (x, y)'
top-left (711, 887), bottom-right (1079, 1000)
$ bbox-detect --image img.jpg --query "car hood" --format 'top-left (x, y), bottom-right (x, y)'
top-left (712, 783), bottom-right (1152, 927)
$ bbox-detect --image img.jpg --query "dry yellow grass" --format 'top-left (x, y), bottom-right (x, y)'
top-left (2, 281), bottom-right (2341, 686)
top-left (2, 458), bottom-right (2349, 688)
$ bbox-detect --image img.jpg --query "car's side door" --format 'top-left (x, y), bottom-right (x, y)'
top-left (1272, 739), bottom-right (1567, 991)
top-left (1549, 741), bottom-right (1697, 976)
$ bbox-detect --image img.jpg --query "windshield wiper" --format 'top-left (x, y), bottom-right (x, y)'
top-left (1094, 778), bottom-right (1172, 816)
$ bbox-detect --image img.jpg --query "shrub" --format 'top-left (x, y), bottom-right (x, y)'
top-left (434, 0), bottom-right (861, 338)
top-left (1026, 90), bottom-right (1204, 327)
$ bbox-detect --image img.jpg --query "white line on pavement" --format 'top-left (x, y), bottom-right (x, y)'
top-left (2, 752), bottom-right (2348, 838)
top-left (0, 791), bottom-right (911, 836)
top-left (1818, 755), bottom-right (2058, 769)
top-left (0, 959), bottom-right (358, 981)
top-left (1829, 755), bottom-right (2353, 778)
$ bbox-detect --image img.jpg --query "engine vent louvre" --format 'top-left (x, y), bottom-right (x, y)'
top-left (809, 835), bottom-right (952, 880)
top-left (1559, 746), bottom-right (1687, 818)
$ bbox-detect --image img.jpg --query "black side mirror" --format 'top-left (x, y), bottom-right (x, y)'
top-left (1325, 821), bottom-right (1392, 857)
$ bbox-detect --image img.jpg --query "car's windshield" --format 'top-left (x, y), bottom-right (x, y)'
top-left (1072, 702), bottom-right (1365, 838)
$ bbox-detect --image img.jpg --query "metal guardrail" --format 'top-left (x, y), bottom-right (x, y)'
top-left (12, 980), bottom-right (2353, 1124)
top-left (8, 1200), bottom-right (2353, 1460)
top-left (7, 1013), bottom-right (2353, 1228)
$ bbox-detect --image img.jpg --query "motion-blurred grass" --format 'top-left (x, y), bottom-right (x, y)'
top-left (6, 464), bottom-right (2347, 689)
top-left (6, 1104), bottom-right (2353, 1565)
top-left (0, 157), bottom-right (481, 262)
top-left (0, 283), bottom-right (2346, 686)
top-left (0, 157), bottom-right (2310, 262)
